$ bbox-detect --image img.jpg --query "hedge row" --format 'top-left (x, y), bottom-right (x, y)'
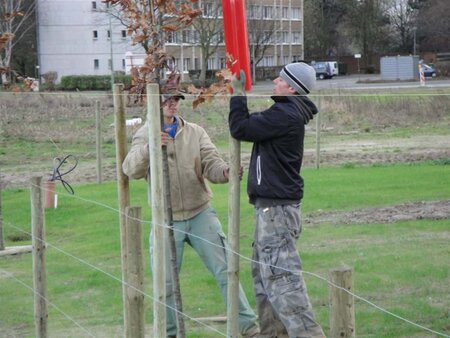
top-left (59, 75), bottom-right (132, 91)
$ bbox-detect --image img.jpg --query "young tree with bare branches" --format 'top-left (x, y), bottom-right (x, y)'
top-left (106, 2), bottom-right (250, 338)
top-left (190, 1), bottom-right (223, 86)
top-left (103, 2), bottom-right (202, 337)
top-left (246, 2), bottom-right (276, 84)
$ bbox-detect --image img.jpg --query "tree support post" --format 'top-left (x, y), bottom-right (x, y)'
top-left (315, 91), bottom-right (322, 169)
top-left (31, 176), bottom-right (48, 338)
top-left (329, 267), bottom-right (355, 338)
top-left (113, 83), bottom-right (131, 335)
top-left (0, 171), bottom-right (4, 251)
top-left (147, 83), bottom-right (167, 337)
top-left (95, 100), bottom-right (102, 184)
top-left (125, 206), bottom-right (145, 338)
top-left (227, 135), bottom-right (241, 338)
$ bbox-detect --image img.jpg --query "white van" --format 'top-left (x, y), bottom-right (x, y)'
top-left (327, 61), bottom-right (339, 76)
top-left (311, 61), bottom-right (339, 79)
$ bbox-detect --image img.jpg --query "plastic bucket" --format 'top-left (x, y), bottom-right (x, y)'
top-left (44, 180), bottom-right (56, 209)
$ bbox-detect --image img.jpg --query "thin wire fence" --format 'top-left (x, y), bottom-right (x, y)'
top-left (1, 90), bottom-right (449, 336)
top-left (2, 183), bottom-right (449, 337)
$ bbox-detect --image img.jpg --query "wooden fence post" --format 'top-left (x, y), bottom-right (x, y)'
top-left (329, 267), bottom-right (355, 338)
top-left (147, 83), bottom-right (166, 337)
top-left (315, 91), bottom-right (322, 169)
top-left (95, 100), bottom-right (102, 184)
top-left (31, 176), bottom-right (48, 338)
top-left (0, 172), bottom-right (4, 251)
top-left (227, 136), bottom-right (241, 338)
top-left (113, 83), bottom-right (131, 335)
top-left (125, 206), bottom-right (145, 338)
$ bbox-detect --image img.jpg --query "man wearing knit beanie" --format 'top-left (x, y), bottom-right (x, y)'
top-left (229, 63), bottom-right (326, 338)
top-left (279, 62), bottom-right (317, 95)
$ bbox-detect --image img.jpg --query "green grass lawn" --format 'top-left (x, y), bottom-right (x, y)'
top-left (1, 162), bottom-right (449, 337)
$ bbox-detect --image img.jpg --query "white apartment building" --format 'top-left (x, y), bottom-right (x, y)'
top-left (36, 0), bottom-right (304, 82)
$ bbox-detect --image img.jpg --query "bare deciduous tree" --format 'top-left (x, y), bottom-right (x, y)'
top-left (387, 0), bottom-right (417, 53)
top-left (190, 1), bottom-right (223, 86)
top-left (0, 0), bottom-right (36, 86)
top-left (246, 2), bottom-right (275, 83)
top-left (414, 0), bottom-right (450, 52)
top-left (103, 2), bottom-right (202, 337)
top-left (304, 0), bottom-right (348, 59)
top-left (344, 0), bottom-right (392, 69)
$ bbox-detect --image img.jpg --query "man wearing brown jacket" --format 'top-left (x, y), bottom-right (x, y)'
top-left (122, 91), bottom-right (259, 338)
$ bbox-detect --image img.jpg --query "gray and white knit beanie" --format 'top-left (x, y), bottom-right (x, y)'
top-left (279, 62), bottom-right (316, 95)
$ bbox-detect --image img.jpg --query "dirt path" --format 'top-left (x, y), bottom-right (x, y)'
top-left (304, 200), bottom-right (450, 225)
top-left (2, 130), bottom-right (449, 225)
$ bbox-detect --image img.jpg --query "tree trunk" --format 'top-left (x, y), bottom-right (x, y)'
top-left (199, 56), bottom-right (208, 87)
top-left (153, 5), bottom-right (185, 336)
top-left (162, 152), bottom-right (186, 338)
top-left (0, 170), bottom-right (4, 251)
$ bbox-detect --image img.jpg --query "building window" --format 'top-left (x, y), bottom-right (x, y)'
top-left (93, 30), bottom-right (98, 39)
top-left (194, 58), bottom-right (200, 69)
top-left (182, 30), bottom-right (191, 44)
top-left (282, 31), bottom-right (290, 43)
top-left (292, 31), bottom-right (301, 44)
top-left (249, 5), bottom-right (261, 19)
top-left (91, 1), bottom-right (97, 10)
top-left (264, 31), bottom-right (273, 43)
top-left (263, 6), bottom-right (273, 19)
top-left (282, 7), bottom-right (289, 19)
top-left (262, 56), bottom-right (274, 67)
top-left (183, 58), bottom-right (191, 72)
top-left (94, 59), bottom-right (99, 69)
top-left (219, 58), bottom-right (226, 69)
top-left (166, 32), bottom-right (178, 44)
top-left (174, 58), bottom-right (181, 71)
top-left (292, 7), bottom-right (301, 20)
top-left (167, 58), bottom-right (175, 70)
top-left (217, 32), bottom-right (224, 44)
top-left (192, 31), bottom-right (199, 44)
top-left (203, 3), bottom-right (213, 17)
top-left (207, 58), bottom-right (216, 69)
top-left (121, 30), bottom-right (127, 39)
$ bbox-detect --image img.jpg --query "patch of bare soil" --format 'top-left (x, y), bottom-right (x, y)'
top-left (303, 134), bottom-right (450, 167)
top-left (304, 200), bottom-right (450, 225)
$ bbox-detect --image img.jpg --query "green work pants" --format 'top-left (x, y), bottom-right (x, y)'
top-left (150, 207), bottom-right (257, 337)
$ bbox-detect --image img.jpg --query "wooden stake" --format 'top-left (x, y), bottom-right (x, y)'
top-left (329, 267), bottom-right (355, 338)
top-left (113, 83), bottom-right (131, 334)
top-left (125, 206), bottom-right (145, 338)
top-left (95, 100), bottom-right (102, 184)
top-left (147, 83), bottom-right (166, 337)
top-left (31, 176), bottom-right (48, 338)
top-left (315, 91), bottom-right (322, 169)
top-left (0, 171), bottom-right (4, 251)
top-left (227, 135), bottom-right (241, 338)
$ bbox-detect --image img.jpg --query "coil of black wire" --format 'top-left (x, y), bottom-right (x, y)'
top-left (49, 155), bottom-right (78, 195)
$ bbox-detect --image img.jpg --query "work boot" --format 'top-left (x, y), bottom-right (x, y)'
top-left (242, 325), bottom-right (260, 338)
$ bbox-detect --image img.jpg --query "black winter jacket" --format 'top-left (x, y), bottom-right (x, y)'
top-left (229, 95), bottom-right (318, 205)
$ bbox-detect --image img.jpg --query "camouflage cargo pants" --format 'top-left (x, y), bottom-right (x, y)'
top-left (252, 204), bottom-right (326, 338)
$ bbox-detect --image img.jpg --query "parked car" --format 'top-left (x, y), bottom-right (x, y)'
top-left (421, 63), bottom-right (437, 77)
